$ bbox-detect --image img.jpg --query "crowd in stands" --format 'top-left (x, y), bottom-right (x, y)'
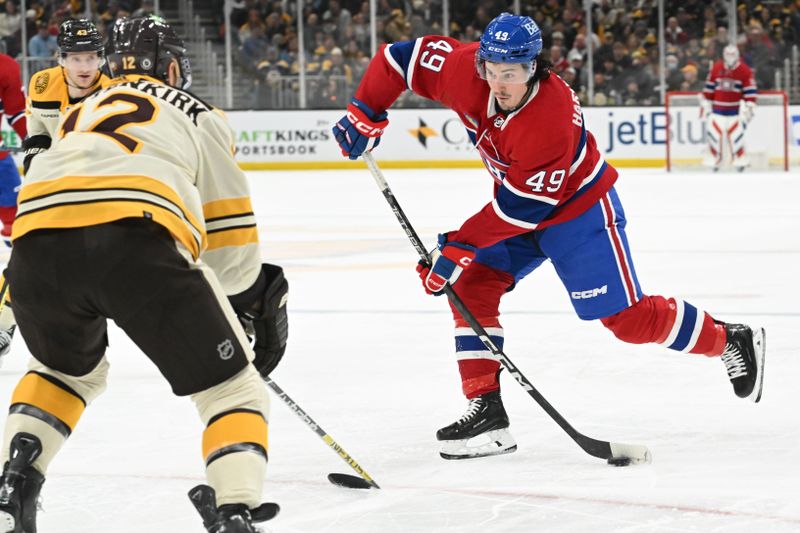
top-left (223, 0), bottom-right (800, 109)
top-left (0, 0), bottom-right (156, 69)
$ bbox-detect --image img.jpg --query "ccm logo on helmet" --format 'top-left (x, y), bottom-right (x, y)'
top-left (347, 111), bottom-right (384, 136)
top-left (571, 285), bottom-right (607, 299)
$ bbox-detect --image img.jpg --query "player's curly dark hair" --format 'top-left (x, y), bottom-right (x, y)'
top-left (531, 57), bottom-right (552, 84)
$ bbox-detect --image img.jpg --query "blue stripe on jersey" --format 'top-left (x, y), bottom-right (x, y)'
top-left (455, 334), bottom-right (504, 352)
top-left (387, 40), bottom-right (417, 82)
top-left (743, 89), bottom-right (757, 95)
top-left (496, 182), bottom-right (555, 225)
top-left (572, 122), bottom-right (587, 165)
top-left (668, 302), bottom-right (698, 351)
top-left (713, 108), bottom-right (739, 116)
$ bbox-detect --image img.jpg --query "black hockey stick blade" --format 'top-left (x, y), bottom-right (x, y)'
top-left (327, 472), bottom-right (379, 489)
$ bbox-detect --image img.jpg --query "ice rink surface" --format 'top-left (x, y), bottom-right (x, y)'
top-left (1, 167), bottom-right (798, 532)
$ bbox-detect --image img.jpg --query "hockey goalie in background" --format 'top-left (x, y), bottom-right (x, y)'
top-left (701, 44), bottom-right (757, 171)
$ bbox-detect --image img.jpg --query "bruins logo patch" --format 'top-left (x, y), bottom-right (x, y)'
top-left (34, 72), bottom-right (50, 94)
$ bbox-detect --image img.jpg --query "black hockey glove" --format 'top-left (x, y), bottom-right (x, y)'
top-left (229, 263), bottom-right (288, 377)
top-left (22, 134), bottom-right (51, 175)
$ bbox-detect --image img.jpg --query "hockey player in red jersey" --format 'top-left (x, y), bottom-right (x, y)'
top-left (334, 13), bottom-right (766, 460)
top-left (701, 44), bottom-right (757, 171)
top-left (0, 52), bottom-right (27, 246)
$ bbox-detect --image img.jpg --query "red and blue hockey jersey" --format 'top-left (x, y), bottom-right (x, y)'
top-left (702, 59), bottom-right (757, 116)
top-left (355, 36), bottom-right (617, 249)
top-left (0, 53), bottom-right (27, 161)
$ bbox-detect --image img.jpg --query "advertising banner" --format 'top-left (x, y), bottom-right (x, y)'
top-left (5, 105), bottom-right (799, 169)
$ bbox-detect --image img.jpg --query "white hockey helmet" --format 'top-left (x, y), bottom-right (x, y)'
top-left (723, 44), bottom-right (739, 69)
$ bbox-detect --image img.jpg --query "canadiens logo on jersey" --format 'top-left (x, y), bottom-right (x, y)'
top-left (493, 116), bottom-right (505, 128)
top-left (34, 73), bottom-right (49, 94)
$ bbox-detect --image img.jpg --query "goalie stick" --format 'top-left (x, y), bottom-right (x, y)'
top-left (362, 152), bottom-right (651, 466)
top-left (264, 377), bottom-right (380, 488)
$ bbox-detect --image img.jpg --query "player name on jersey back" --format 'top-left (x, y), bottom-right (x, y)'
top-left (110, 78), bottom-right (212, 126)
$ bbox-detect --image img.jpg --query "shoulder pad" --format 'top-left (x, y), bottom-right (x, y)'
top-left (29, 67), bottom-right (67, 103)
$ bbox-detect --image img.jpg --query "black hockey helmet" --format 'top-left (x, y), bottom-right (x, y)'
top-left (58, 19), bottom-right (105, 56)
top-left (107, 16), bottom-right (192, 89)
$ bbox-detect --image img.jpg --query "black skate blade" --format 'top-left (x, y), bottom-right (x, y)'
top-left (251, 502), bottom-right (280, 522)
top-left (327, 473), bottom-right (378, 489)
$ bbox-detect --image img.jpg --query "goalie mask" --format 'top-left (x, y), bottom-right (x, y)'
top-left (723, 44), bottom-right (740, 69)
top-left (107, 16), bottom-right (192, 90)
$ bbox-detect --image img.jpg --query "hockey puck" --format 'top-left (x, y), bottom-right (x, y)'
top-left (327, 473), bottom-right (378, 489)
top-left (607, 457), bottom-right (632, 467)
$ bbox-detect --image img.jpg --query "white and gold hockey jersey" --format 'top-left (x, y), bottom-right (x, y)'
top-left (26, 65), bottom-right (108, 140)
top-left (14, 74), bottom-right (261, 295)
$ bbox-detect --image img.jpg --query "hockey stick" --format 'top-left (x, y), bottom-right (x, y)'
top-left (264, 377), bottom-right (380, 488)
top-left (362, 152), bottom-right (651, 466)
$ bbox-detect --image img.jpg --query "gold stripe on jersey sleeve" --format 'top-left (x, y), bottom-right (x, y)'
top-left (11, 372), bottom-right (86, 432)
top-left (203, 198), bottom-right (258, 251)
top-left (206, 226), bottom-right (258, 251)
top-left (203, 197), bottom-right (254, 220)
top-left (14, 175), bottom-right (206, 257)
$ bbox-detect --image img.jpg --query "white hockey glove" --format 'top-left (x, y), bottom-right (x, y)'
top-left (742, 101), bottom-right (756, 125)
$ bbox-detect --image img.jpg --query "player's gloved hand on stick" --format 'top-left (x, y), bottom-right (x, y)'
top-left (229, 263), bottom-right (289, 378)
top-left (416, 234), bottom-right (476, 295)
top-left (332, 98), bottom-right (388, 160)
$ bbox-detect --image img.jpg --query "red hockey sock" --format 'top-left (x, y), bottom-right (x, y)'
top-left (601, 295), bottom-right (726, 357)
top-left (449, 262), bottom-right (513, 398)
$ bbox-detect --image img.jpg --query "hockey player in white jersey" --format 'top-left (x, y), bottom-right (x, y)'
top-left (0, 19), bottom-right (110, 366)
top-left (0, 16), bottom-right (287, 533)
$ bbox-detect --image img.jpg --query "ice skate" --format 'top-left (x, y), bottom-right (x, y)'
top-left (0, 433), bottom-right (45, 533)
top-left (188, 484), bottom-right (279, 533)
top-left (720, 323), bottom-right (765, 402)
top-left (733, 155), bottom-right (750, 173)
top-left (436, 390), bottom-right (517, 460)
